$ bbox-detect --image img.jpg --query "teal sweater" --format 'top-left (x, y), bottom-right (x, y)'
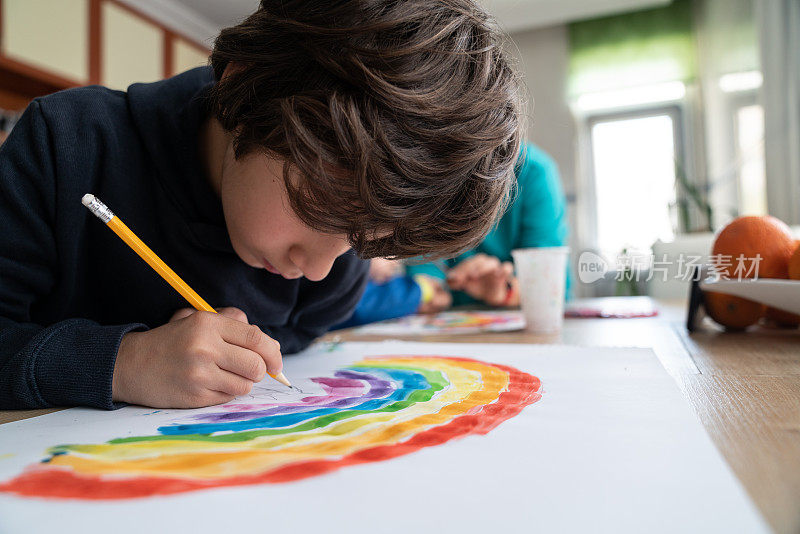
top-left (406, 143), bottom-right (569, 305)
top-left (334, 142), bottom-right (570, 329)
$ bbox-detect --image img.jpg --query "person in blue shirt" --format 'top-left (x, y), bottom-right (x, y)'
top-left (335, 142), bottom-right (569, 328)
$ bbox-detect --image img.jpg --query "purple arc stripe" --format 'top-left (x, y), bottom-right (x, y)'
top-left (185, 371), bottom-right (393, 424)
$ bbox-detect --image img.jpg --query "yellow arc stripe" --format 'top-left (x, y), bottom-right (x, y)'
top-left (46, 359), bottom-right (506, 479)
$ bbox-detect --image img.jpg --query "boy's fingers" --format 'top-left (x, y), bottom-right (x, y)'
top-left (221, 320), bottom-right (283, 375)
top-left (217, 307), bottom-right (248, 323)
top-left (170, 308), bottom-right (196, 322)
top-left (216, 346), bottom-right (267, 382)
top-left (173, 307), bottom-right (248, 324)
top-left (210, 368), bottom-right (254, 398)
top-left (201, 391), bottom-right (237, 407)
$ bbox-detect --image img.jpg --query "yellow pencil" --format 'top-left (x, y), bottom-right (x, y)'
top-left (81, 194), bottom-right (292, 388)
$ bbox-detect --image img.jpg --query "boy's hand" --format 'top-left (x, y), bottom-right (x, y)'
top-left (446, 254), bottom-right (516, 307)
top-left (112, 309), bottom-right (282, 408)
top-left (169, 306), bottom-right (249, 323)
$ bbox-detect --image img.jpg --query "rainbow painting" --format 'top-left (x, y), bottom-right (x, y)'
top-left (353, 310), bottom-right (526, 335)
top-left (0, 355), bottom-right (541, 500)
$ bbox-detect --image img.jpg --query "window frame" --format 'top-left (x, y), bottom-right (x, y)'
top-left (580, 103), bottom-right (687, 259)
top-left (727, 90), bottom-right (765, 216)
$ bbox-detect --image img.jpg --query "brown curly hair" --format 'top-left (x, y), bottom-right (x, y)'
top-left (209, 0), bottom-right (523, 260)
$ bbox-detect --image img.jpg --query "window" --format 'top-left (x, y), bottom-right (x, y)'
top-left (718, 70), bottom-right (766, 218)
top-left (733, 103), bottom-right (766, 216)
top-left (588, 108), bottom-right (681, 258)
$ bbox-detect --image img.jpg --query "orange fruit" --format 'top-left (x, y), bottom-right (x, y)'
top-left (704, 294), bottom-right (764, 331)
top-left (710, 216), bottom-right (795, 278)
top-left (763, 307), bottom-right (800, 328)
top-left (704, 216), bottom-right (794, 330)
top-left (789, 242), bottom-right (800, 280)
top-left (764, 240), bottom-right (800, 328)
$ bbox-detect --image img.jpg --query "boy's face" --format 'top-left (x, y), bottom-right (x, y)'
top-left (218, 147), bottom-right (352, 282)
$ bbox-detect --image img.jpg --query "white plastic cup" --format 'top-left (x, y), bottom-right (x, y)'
top-left (511, 246), bottom-right (569, 333)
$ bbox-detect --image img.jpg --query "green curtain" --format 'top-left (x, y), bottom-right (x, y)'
top-left (568, 0), bottom-right (696, 97)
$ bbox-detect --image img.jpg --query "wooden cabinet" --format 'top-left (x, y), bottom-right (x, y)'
top-left (172, 37), bottom-right (208, 77)
top-left (101, 1), bottom-right (163, 90)
top-left (0, 0), bottom-right (210, 111)
top-left (2, 0), bottom-right (89, 83)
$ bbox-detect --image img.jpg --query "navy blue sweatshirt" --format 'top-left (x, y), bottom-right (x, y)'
top-left (0, 67), bottom-right (368, 410)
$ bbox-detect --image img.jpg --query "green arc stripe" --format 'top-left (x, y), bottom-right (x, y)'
top-left (51, 365), bottom-right (449, 452)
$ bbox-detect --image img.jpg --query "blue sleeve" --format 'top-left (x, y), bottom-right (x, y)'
top-left (331, 276), bottom-right (421, 329)
top-left (0, 101), bottom-right (146, 410)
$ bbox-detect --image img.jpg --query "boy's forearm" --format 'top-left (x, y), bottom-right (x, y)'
top-left (0, 318), bottom-right (146, 410)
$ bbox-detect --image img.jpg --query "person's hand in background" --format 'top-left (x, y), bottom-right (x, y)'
top-left (446, 253), bottom-right (518, 307)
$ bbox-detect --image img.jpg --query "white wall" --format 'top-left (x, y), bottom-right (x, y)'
top-left (694, 0), bottom-right (760, 229)
top-left (504, 25), bottom-right (583, 292)
top-left (757, 0), bottom-right (800, 225)
top-left (505, 25), bottom-right (576, 198)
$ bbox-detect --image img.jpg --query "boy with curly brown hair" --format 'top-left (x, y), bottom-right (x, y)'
top-left (0, 0), bottom-right (522, 410)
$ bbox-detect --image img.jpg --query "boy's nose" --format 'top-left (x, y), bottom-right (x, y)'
top-left (289, 247), bottom-right (338, 282)
top-left (303, 263), bottom-right (335, 282)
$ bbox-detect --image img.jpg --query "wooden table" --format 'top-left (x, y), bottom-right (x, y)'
top-left (1, 300), bottom-right (798, 533)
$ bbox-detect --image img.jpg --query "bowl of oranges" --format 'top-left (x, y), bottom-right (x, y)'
top-left (702, 216), bottom-right (800, 330)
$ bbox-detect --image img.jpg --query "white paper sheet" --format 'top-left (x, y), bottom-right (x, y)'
top-left (0, 342), bottom-right (768, 534)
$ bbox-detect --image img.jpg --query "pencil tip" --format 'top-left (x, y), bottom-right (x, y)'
top-left (272, 371), bottom-right (292, 388)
